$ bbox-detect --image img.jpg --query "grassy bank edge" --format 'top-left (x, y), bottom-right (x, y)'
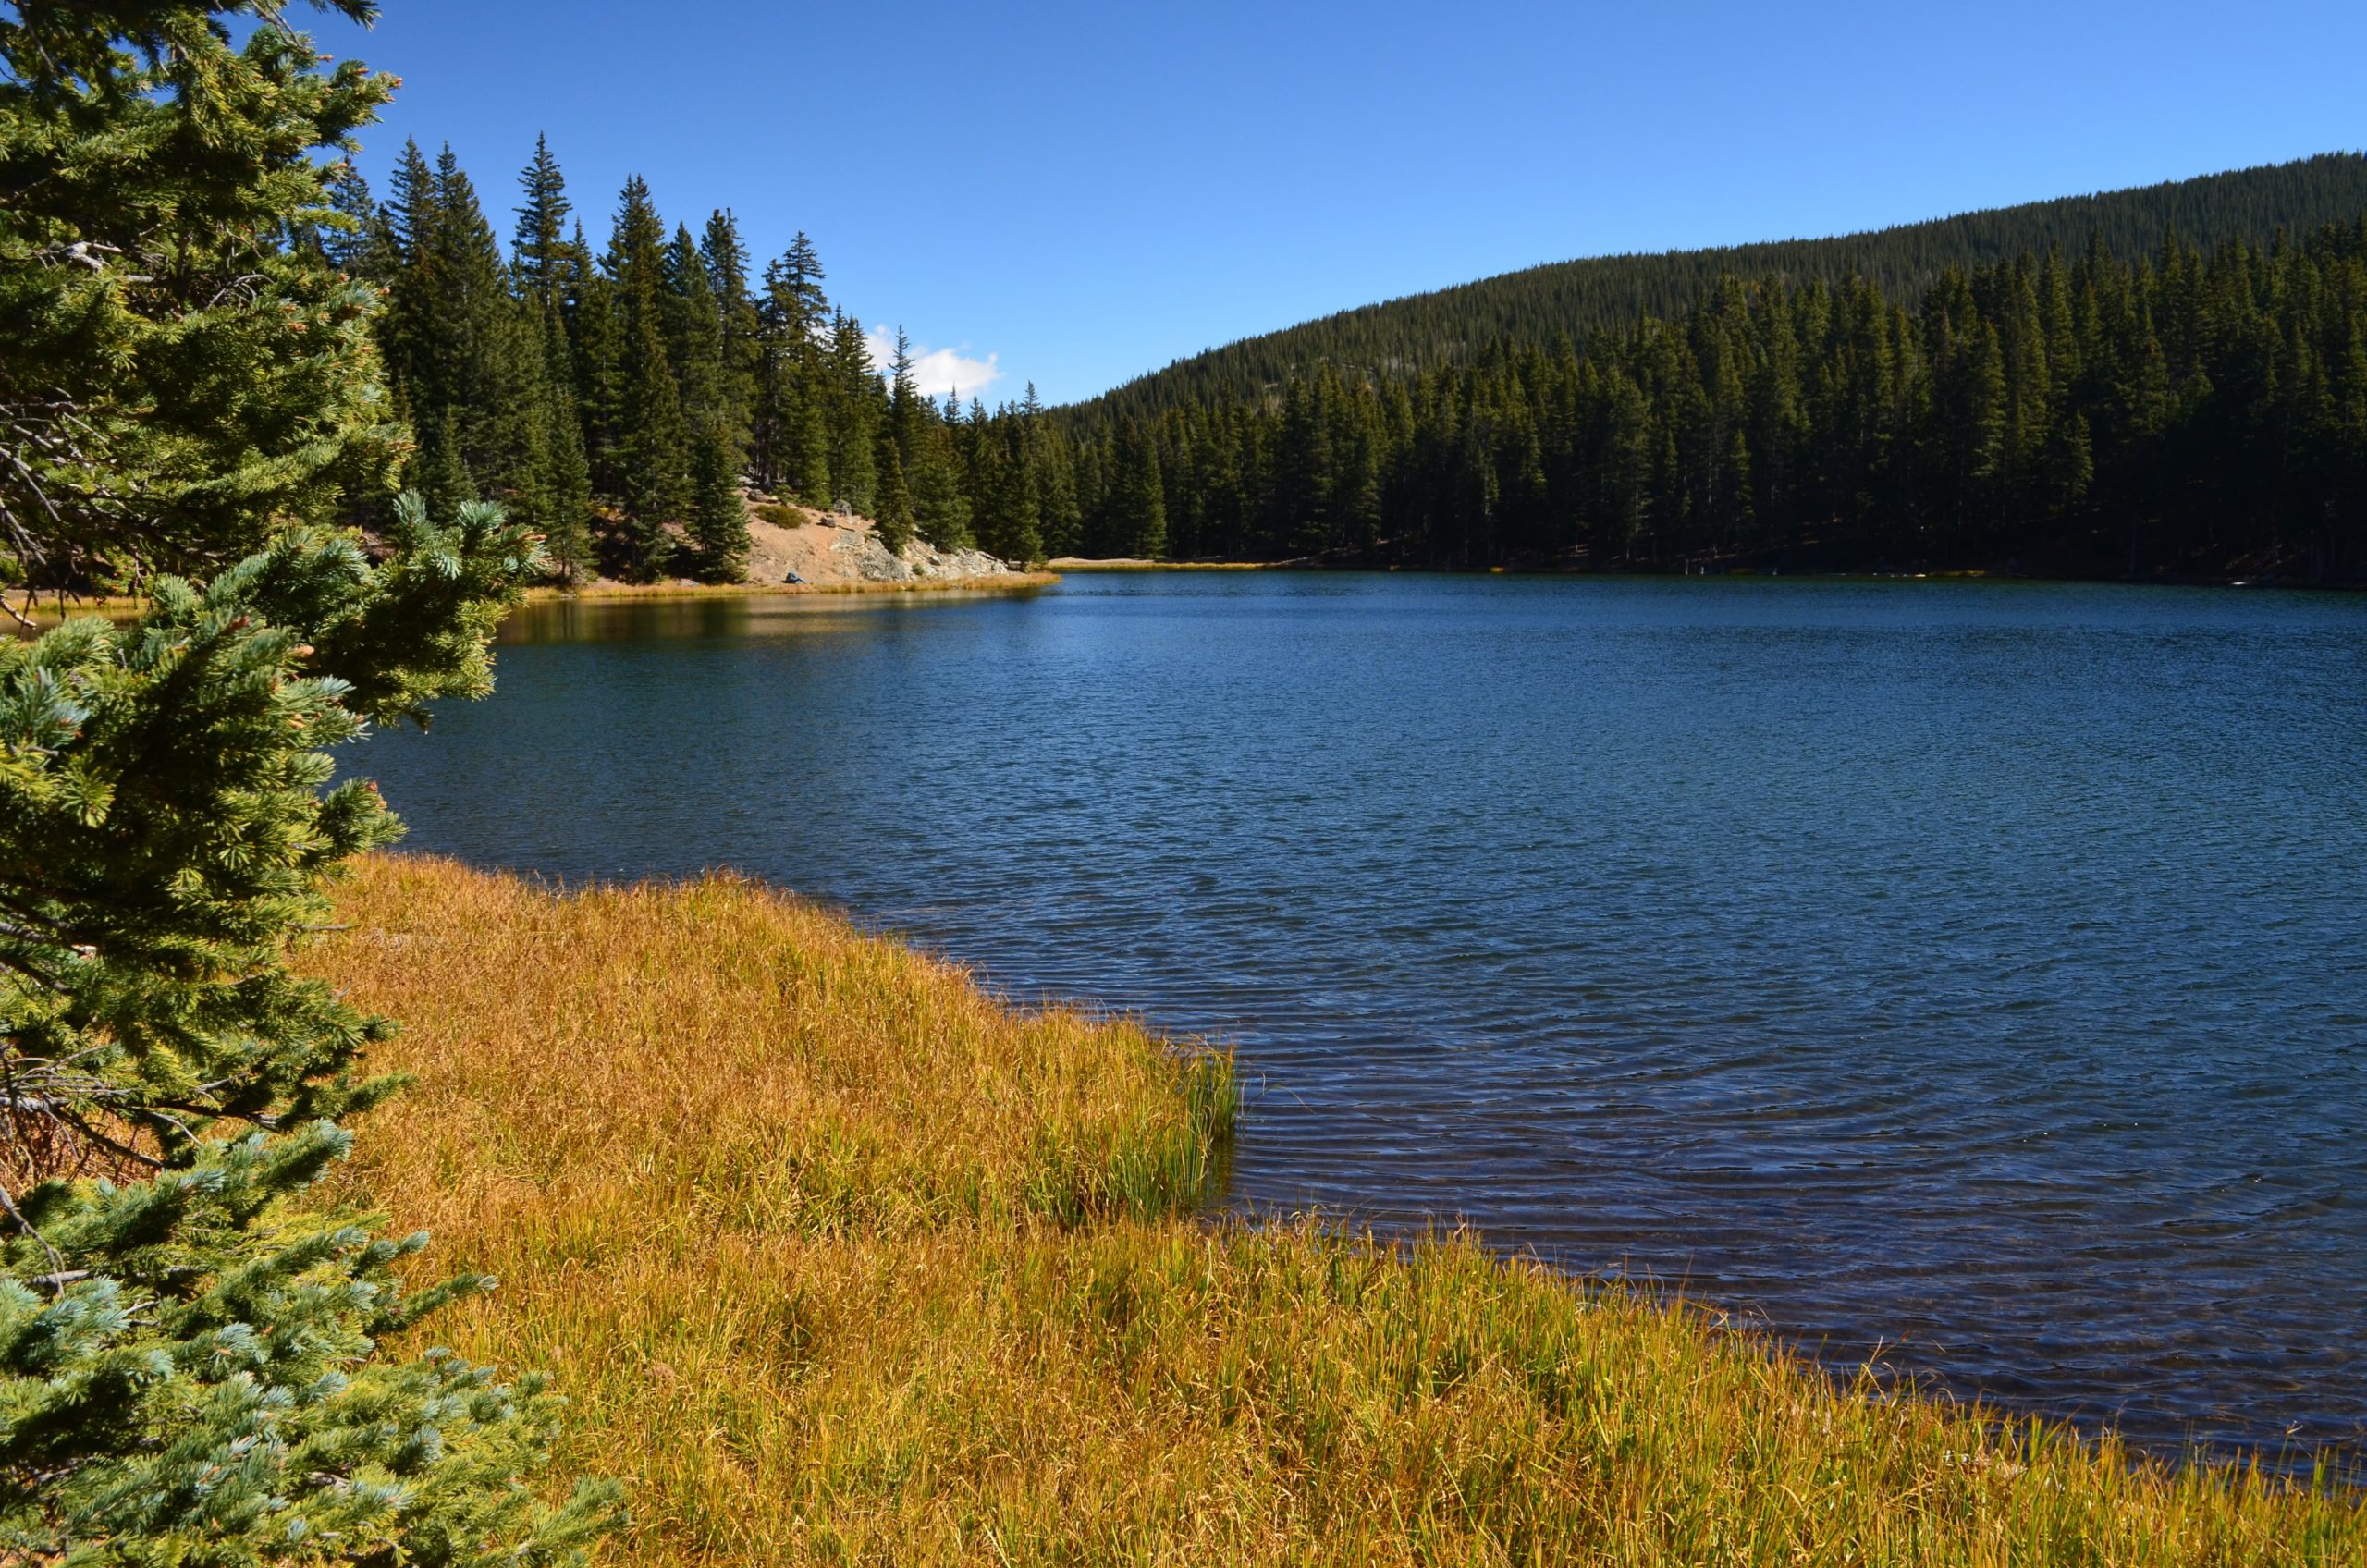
top-left (298, 855), bottom-right (2361, 1565)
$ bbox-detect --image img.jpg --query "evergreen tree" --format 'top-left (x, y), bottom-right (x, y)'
top-left (340, 131), bottom-right (2367, 588)
top-left (771, 231), bottom-right (828, 331)
top-left (374, 139), bottom-right (439, 418)
top-left (886, 326), bottom-right (927, 467)
top-left (824, 311), bottom-right (879, 513)
top-left (1003, 387), bottom-right (1049, 564)
top-left (663, 222), bottom-right (729, 442)
top-left (701, 209), bottom-right (762, 459)
top-left (1107, 420), bottom-right (1167, 559)
top-left (1036, 413), bottom-right (1085, 558)
top-left (911, 419), bottom-right (974, 550)
top-left (0, 7), bottom-right (616, 1556)
top-left (874, 427), bottom-right (916, 555)
top-left (309, 159), bottom-right (389, 280)
top-left (0, 1), bottom-right (415, 593)
top-left (512, 132), bottom-right (573, 306)
top-left (754, 236), bottom-right (831, 504)
top-left (1030, 214), bottom-right (2367, 579)
top-left (415, 404), bottom-right (474, 524)
top-left (0, 504), bottom-right (619, 1561)
top-left (374, 138), bottom-right (589, 573)
top-left (688, 427), bottom-right (750, 582)
top-left (607, 178), bottom-right (693, 576)
top-left (1069, 153), bottom-right (2367, 429)
top-left (533, 296), bottom-right (596, 582)
top-left (962, 406), bottom-right (1013, 555)
top-left (618, 298), bottom-right (691, 578)
top-left (571, 246), bottom-right (627, 500)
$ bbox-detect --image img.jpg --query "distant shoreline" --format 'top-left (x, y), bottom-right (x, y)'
top-left (7, 570), bottom-right (1061, 628)
top-left (18, 554), bottom-right (2353, 631)
top-left (1046, 557), bottom-right (1278, 571)
top-left (522, 570), bottom-right (1059, 603)
top-left (1040, 555), bottom-right (2358, 590)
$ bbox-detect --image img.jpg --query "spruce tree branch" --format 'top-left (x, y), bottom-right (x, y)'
top-left (48, 1109), bottom-right (163, 1171)
top-left (0, 953), bottom-right (73, 997)
top-left (0, 1182), bottom-right (65, 1275)
top-left (24, 1268), bottom-right (92, 1290)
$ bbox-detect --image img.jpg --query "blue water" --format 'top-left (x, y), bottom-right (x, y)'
top-left (362, 572), bottom-right (2367, 1463)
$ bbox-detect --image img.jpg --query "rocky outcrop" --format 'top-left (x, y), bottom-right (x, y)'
top-left (742, 500), bottom-right (1022, 588)
top-left (828, 526), bottom-right (1012, 584)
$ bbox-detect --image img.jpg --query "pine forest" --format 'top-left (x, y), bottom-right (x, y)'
top-left (345, 146), bottom-right (2367, 585)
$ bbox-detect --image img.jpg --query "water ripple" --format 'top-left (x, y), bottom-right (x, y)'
top-left (366, 574), bottom-right (2367, 1468)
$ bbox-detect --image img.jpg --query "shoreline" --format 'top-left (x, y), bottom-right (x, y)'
top-left (294, 853), bottom-right (2361, 1563)
top-left (19, 559), bottom-right (2348, 630)
top-left (522, 570), bottom-right (1060, 603)
top-left (1045, 557), bottom-right (2361, 590)
top-left (1048, 557), bottom-right (1286, 571)
top-left (8, 570), bottom-right (1061, 627)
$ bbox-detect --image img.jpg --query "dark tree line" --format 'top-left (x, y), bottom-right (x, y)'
top-left (1056, 222), bottom-right (2367, 581)
top-left (330, 138), bottom-right (1083, 581)
top-left (333, 144), bottom-right (2367, 582)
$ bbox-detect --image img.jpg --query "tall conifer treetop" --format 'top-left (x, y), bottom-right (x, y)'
top-left (513, 132), bottom-right (574, 305)
top-left (0, 1), bottom-right (406, 597)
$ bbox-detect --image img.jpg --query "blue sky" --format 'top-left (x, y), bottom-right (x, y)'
top-left (334, 0), bottom-right (2366, 407)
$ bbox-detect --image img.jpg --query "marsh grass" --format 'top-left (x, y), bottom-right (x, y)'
top-left (299, 855), bottom-right (2360, 1565)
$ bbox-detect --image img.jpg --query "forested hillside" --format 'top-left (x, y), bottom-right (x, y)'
top-left (1072, 153), bottom-right (2367, 425)
top-left (1067, 224), bottom-right (2367, 581)
top-left (336, 147), bottom-right (2367, 585)
top-left (1036, 156), bottom-right (2367, 582)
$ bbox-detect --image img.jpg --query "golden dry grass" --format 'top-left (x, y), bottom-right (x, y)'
top-left (297, 855), bottom-right (2361, 1565)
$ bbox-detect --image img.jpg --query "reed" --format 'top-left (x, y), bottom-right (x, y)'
top-left (297, 855), bottom-right (2360, 1565)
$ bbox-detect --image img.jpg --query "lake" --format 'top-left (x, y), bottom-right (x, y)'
top-left (360, 571), bottom-right (2367, 1464)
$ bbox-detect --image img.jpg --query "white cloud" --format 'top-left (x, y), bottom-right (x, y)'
top-left (863, 324), bottom-right (1005, 405)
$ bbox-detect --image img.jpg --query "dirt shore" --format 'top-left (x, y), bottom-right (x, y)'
top-left (7, 502), bottom-right (1049, 627)
top-left (553, 498), bottom-right (1050, 597)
